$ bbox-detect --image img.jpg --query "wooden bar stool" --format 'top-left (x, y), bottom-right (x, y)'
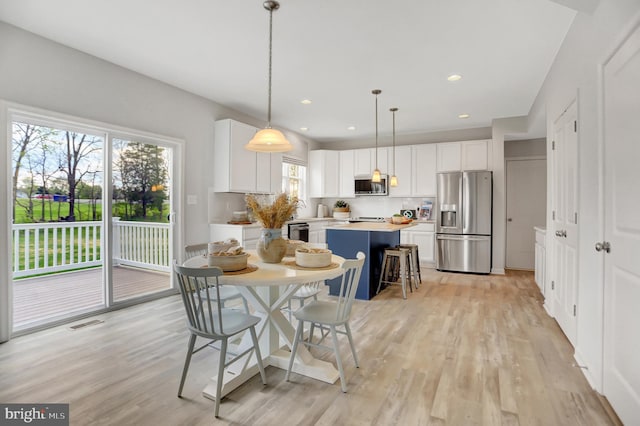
top-left (396, 243), bottom-right (421, 289)
top-left (376, 247), bottom-right (413, 299)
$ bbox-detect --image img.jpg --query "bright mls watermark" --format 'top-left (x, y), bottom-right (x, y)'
top-left (0, 404), bottom-right (68, 425)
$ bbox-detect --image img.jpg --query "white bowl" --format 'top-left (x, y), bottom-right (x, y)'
top-left (207, 253), bottom-right (249, 271)
top-left (295, 249), bottom-right (332, 268)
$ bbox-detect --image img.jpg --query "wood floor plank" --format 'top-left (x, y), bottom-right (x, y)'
top-left (0, 269), bottom-right (620, 425)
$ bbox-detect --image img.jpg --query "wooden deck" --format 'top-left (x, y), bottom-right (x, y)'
top-left (13, 266), bottom-right (170, 329)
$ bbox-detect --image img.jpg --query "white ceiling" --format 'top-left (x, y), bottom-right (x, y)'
top-left (0, 0), bottom-right (576, 143)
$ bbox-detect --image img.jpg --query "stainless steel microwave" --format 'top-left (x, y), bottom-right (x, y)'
top-left (354, 175), bottom-right (388, 196)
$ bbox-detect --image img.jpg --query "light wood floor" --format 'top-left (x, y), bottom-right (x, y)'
top-left (0, 269), bottom-right (618, 425)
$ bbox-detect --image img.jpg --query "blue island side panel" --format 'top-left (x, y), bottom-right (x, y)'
top-left (326, 229), bottom-right (400, 300)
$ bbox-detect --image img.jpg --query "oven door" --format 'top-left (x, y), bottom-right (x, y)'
top-left (288, 223), bottom-right (309, 242)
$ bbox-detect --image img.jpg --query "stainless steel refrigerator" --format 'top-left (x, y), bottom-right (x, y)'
top-left (436, 171), bottom-right (492, 274)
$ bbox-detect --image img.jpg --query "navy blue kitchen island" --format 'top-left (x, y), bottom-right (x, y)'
top-left (325, 222), bottom-right (412, 300)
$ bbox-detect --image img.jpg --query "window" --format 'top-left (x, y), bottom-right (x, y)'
top-left (282, 162), bottom-right (306, 201)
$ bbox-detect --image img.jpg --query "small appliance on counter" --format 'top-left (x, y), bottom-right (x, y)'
top-left (316, 204), bottom-right (329, 218)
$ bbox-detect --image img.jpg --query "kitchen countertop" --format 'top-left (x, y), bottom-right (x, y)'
top-left (325, 222), bottom-right (416, 232)
top-left (210, 217), bottom-right (337, 227)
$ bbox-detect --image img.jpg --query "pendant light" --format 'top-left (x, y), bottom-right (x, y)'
top-left (390, 107), bottom-right (398, 187)
top-left (245, 1), bottom-right (293, 153)
top-left (371, 89), bottom-right (382, 182)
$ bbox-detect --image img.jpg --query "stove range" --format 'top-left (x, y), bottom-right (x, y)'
top-left (348, 216), bottom-right (386, 223)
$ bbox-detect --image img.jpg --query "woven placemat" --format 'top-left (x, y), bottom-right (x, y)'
top-left (283, 260), bottom-right (339, 271)
top-left (200, 264), bottom-right (258, 275)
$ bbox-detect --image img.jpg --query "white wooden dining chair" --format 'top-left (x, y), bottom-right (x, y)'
top-left (285, 252), bottom-right (365, 392)
top-left (174, 263), bottom-right (267, 418)
top-left (185, 243), bottom-right (249, 313)
top-left (284, 243), bottom-right (329, 322)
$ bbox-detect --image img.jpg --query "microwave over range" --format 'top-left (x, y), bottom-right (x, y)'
top-left (354, 175), bottom-right (388, 196)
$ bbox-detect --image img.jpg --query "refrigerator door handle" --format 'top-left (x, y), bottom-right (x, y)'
top-left (437, 234), bottom-right (489, 242)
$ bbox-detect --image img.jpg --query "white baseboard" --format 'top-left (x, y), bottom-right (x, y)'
top-left (491, 268), bottom-right (505, 275)
top-left (574, 350), bottom-right (602, 392)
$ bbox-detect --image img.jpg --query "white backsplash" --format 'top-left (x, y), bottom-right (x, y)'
top-left (318, 197), bottom-right (434, 219)
top-left (209, 191), bottom-right (317, 223)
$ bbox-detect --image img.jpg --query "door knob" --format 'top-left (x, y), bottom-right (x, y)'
top-left (595, 242), bottom-right (603, 252)
top-left (507, 218), bottom-right (513, 222)
top-left (561, 230), bottom-right (567, 238)
top-left (595, 241), bottom-right (611, 253)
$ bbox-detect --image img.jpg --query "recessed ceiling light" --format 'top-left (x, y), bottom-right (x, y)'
top-left (458, 113), bottom-right (470, 119)
top-left (300, 127), bottom-right (309, 131)
top-left (301, 99), bottom-right (312, 105)
top-left (347, 126), bottom-right (356, 131)
top-left (447, 74), bottom-right (462, 82)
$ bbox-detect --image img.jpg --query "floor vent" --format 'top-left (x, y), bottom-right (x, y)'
top-left (69, 319), bottom-right (104, 330)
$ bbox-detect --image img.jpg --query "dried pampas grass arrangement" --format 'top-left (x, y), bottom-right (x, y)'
top-left (245, 193), bottom-right (299, 229)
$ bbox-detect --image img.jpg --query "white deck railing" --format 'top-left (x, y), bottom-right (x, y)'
top-left (12, 219), bottom-right (171, 278)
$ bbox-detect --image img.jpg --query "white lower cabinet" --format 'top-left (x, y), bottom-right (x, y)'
top-left (400, 223), bottom-right (436, 266)
top-left (308, 221), bottom-right (329, 245)
top-left (210, 224), bottom-right (263, 250)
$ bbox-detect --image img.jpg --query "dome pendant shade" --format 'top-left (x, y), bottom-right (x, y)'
top-left (246, 128), bottom-right (293, 152)
top-left (245, 0), bottom-right (293, 153)
top-left (372, 168), bottom-right (382, 183)
top-left (390, 174), bottom-right (398, 187)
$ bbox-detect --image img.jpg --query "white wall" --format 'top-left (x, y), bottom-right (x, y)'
top-left (0, 21), bottom-right (310, 243)
top-left (528, 0), bottom-right (640, 391)
top-left (505, 138), bottom-right (546, 158)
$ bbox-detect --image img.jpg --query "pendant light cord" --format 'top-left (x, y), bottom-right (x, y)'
top-left (375, 92), bottom-right (378, 168)
top-left (266, 6), bottom-right (274, 128)
top-left (392, 109), bottom-right (396, 175)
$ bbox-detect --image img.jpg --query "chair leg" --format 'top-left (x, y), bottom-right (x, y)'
top-left (400, 254), bottom-right (407, 299)
top-left (286, 320), bottom-right (304, 382)
top-left (376, 252), bottom-right (388, 294)
top-left (344, 322), bottom-right (359, 368)
top-left (241, 297), bottom-right (250, 314)
top-left (287, 299), bottom-right (293, 323)
top-left (308, 322), bottom-right (315, 344)
top-left (215, 338), bottom-right (228, 418)
top-left (249, 326), bottom-right (267, 385)
top-left (178, 333), bottom-right (197, 397)
top-left (330, 325), bottom-right (347, 393)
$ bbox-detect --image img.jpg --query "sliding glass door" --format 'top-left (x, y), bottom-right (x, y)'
top-left (110, 138), bottom-right (173, 302)
top-left (9, 111), bottom-right (177, 332)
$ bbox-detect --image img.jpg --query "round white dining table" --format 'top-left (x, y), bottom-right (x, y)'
top-left (183, 250), bottom-right (346, 401)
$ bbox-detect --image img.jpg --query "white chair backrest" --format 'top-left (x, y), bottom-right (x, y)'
top-left (184, 243), bottom-right (208, 260)
top-left (174, 262), bottom-right (227, 336)
top-left (334, 252), bottom-right (365, 322)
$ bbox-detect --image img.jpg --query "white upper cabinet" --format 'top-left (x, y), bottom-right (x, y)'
top-left (389, 145), bottom-right (412, 197)
top-left (436, 140), bottom-right (491, 172)
top-left (412, 144), bottom-right (437, 196)
top-left (270, 153), bottom-right (283, 194)
top-left (213, 119), bottom-right (281, 194)
top-left (354, 148), bottom-right (372, 176)
top-left (462, 140), bottom-right (491, 171)
top-left (309, 150), bottom-right (339, 198)
top-left (354, 147), bottom-right (389, 176)
top-left (339, 150), bottom-right (355, 198)
top-left (436, 142), bottom-right (462, 172)
top-left (214, 119), bottom-right (257, 193)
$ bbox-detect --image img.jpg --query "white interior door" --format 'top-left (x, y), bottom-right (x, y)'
top-left (506, 158), bottom-right (546, 270)
top-left (549, 101), bottom-right (579, 346)
top-left (602, 21), bottom-right (640, 424)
